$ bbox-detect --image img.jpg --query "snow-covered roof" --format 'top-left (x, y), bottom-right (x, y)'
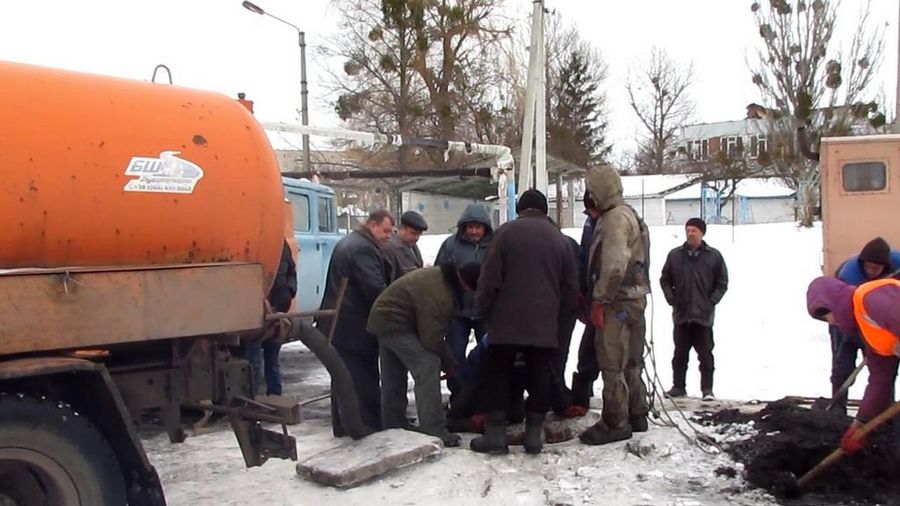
top-left (620, 174), bottom-right (699, 198)
top-left (665, 177), bottom-right (796, 200)
top-left (680, 118), bottom-right (769, 140)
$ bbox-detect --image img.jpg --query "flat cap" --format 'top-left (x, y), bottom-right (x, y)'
top-left (400, 210), bottom-right (428, 231)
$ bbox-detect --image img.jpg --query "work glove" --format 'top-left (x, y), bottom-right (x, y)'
top-left (576, 294), bottom-right (589, 324)
top-left (840, 424), bottom-right (866, 455)
top-left (590, 302), bottom-right (605, 329)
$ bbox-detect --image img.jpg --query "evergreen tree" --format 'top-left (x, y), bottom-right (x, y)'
top-left (549, 48), bottom-right (610, 167)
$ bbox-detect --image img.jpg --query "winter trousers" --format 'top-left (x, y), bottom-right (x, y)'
top-left (829, 325), bottom-right (865, 411)
top-left (671, 322), bottom-right (715, 392)
top-left (332, 340), bottom-right (382, 436)
top-left (446, 316), bottom-right (488, 401)
top-left (485, 344), bottom-right (553, 414)
top-left (378, 332), bottom-right (448, 437)
top-left (595, 298), bottom-right (649, 430)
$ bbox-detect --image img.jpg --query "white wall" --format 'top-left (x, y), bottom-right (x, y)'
top-left (666, 196), bottom-right (796, 225)
top-left (401, 191), bottom-right (493, 234)
top-left (625, 197), bottom-right (666, 226)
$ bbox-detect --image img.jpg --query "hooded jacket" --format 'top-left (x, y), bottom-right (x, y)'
top-left (807, 276), bottom-right (900, 422)
top-left (585, 165), bottom-right (650, 303)
top-left (367, 265), bottom-right (463, 371)
top-left (435, 204), bottom-right (494, 318)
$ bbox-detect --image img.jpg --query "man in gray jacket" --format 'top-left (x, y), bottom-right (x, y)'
top-left (434, 204), bottom-right (493, 402)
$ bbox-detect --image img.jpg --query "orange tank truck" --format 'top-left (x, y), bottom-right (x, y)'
top-left (0, 61), bottom-right (314, 506)
top-left (0, 60), bottom-right (285, 288)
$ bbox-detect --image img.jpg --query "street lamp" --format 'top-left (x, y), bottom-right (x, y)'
top-left (242, 0), bottom-right (311, 173)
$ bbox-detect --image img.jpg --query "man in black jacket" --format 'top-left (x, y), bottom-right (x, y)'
top-left (659, 218), bottom-right (728, 401)
top-left (319, 209), bottom-right (394, 436)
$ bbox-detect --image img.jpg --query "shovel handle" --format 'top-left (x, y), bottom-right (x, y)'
top-left (796, 401), bottom-right (900, 489)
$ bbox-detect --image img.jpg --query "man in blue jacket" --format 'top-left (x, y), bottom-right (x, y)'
top-left (828, 236), bottom-right (900, 414)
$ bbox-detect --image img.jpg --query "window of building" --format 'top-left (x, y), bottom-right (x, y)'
top-left (318, 197), bottom-right (336, 233)
top-left (720, 136), bottom-right (743, 159)
top-left (842, 162), bottom-right (887, 192)
top-left (289, 193), bottom-right (311, 231)
top-left (750, 135), bottom-right (767, 159)
top-left (687, 139), bottom-right (708, 160)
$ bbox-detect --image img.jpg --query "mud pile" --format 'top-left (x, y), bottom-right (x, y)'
top-left (698, 398), bottom-right (900, 505)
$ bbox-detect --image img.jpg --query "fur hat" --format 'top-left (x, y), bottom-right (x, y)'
top-left (685, 217), bottom-right (707, 235)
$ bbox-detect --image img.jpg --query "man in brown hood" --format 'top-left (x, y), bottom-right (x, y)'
top-left (579, 165), bottom-right (652, 445)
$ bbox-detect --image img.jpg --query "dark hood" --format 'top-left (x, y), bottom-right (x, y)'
top-left (456, 203), bottom-right (493, 234)
top-left (585, 164), bottom-right (625, 212)
top-left (806, 276), bottom-right (856, 334)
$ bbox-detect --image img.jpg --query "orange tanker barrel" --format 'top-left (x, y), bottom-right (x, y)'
top-left (0, 60), bottom-right (285, 289)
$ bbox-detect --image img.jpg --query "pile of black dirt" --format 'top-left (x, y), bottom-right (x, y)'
top-left (696, 398), bottom-right (900, 504)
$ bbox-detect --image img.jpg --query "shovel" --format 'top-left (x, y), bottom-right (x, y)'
top-left (811, 358), bottom-right (866, 411)
top-left (787, 401), bottom-right (900, 496)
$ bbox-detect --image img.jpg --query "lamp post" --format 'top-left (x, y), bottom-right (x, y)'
top-left (242, 0), bottom-right (311, 173)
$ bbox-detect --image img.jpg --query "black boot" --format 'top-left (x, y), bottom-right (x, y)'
top-left (470, 411), bottom-right (509, 455)
top-left (524, 412), bottom-right (545, 455)
top-left (629, 414), bottom-right (648, 433)
top-left (571, 372), bottom-right (593, 409)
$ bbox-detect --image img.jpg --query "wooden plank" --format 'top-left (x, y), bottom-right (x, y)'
top-left (0, 264), bottom-right (264, 354)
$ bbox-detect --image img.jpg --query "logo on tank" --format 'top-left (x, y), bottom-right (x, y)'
top-left (123, 151), bottom-right (204, 194)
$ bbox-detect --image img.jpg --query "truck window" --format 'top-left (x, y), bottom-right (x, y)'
top-left (318, 196), bottom-right (335, 233)
top-left (290, 194), bottom-right (311, 232)
top-left (842, 162), bottom-right (887, 192)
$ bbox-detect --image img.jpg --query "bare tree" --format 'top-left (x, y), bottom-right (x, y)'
top-left (748, 0), bottom-right (886, 225)
top-left (626, 47), bottom-right (695, 174)
top-left (320, 0), bottom-right (510, 169)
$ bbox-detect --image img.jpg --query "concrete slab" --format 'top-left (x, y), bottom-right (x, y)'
top-left (296, 429), bottom-right (442, 488)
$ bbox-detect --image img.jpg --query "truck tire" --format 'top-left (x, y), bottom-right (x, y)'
top-left (0, 393), bottom-right (127, 506)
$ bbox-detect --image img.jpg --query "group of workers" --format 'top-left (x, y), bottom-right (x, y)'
top-left (312, 164), bottom-right (740, 453)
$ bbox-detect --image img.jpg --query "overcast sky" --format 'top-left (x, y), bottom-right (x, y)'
top-left (1, 0), bottom-right (896, 157)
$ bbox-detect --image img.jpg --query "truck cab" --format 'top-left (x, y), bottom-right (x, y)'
top-left (819, 134), bottom-right (900, 275)
top-left (282, 177), bottom-right (342, 312)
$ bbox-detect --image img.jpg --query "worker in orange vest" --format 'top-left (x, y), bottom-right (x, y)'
top-left (807, 276), bottom-right (900, 453)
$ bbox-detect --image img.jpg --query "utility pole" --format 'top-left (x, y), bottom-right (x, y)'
top-left (518, 0), bottom-right (548, 197)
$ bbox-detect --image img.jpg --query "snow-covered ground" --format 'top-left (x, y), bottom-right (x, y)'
top-left (144, 222), bottom-right (856, 505)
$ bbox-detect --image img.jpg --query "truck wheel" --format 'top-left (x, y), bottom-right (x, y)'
top-left (0, 394), bottom-right (127, 506)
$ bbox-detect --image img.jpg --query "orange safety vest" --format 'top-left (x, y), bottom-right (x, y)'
top-left (853, 278), bottom-right (900, 357)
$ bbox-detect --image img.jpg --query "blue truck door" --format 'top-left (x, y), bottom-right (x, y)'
top-left (315, 194), bottom-right (341, 291)
top-left (286, 190), bottom-right (324, 312)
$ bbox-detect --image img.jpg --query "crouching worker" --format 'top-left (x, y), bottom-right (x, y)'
top-left (366, 262), bottom-right (482, 447)
top-left (806, 276), bottom-right (900, 454)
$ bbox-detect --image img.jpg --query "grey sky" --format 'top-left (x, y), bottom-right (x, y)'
top-left (1, 0), bottom-right (896, 157)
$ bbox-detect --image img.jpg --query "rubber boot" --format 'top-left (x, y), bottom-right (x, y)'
top-left (571, 372), bottom-right (592, 409)
top-left (470, 411), bottom-right (509, 455)
top-left (524, 411), bottom-right (545, 455)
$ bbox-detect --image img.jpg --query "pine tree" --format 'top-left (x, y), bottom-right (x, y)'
top-left (549, 48), bottom-right (610, 167)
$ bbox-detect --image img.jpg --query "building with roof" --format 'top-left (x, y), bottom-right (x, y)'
top-left (664, 177), bottom-right (796, 225)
